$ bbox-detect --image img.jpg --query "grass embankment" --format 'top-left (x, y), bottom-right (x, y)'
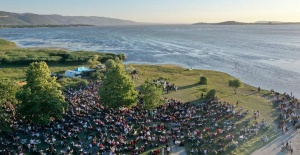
top-left (132, 64), bottom-right (278, 155)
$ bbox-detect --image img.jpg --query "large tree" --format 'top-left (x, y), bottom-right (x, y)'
top-left (228, 78), bottom-right (243, 94)
top-left (16, 62), bottom-right (67, 125)
top-left (99, 63), bottom-right (137, 108)
top-left (140, 79), bottom-right (162, 109)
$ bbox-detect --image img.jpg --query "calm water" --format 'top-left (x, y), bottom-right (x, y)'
top-left (1, 25), bottom-right (300, 97)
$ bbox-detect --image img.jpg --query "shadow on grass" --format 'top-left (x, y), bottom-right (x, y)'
top-left (179, 83), bottom-right (200, 90)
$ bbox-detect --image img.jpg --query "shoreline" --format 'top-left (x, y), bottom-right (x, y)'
top-left (1, 37), bottom-right (299, 98)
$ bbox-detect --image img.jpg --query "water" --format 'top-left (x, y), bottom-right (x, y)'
top-left (1, 25), bottom-right (300, 97)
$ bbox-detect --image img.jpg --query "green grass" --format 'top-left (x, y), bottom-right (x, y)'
top-left (0, 38), bottom-right (16, 49)
top-left (131, 64), bottom-right (278, 155)
top-left (0, 64), bottom-right (84, 80)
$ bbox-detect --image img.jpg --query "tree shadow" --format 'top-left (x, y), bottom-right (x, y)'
top-left (179, 83), bottom-right (200, 90)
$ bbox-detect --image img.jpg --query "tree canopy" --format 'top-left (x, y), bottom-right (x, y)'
top-left (0, 79), bottom-right (18, 106)
top-left (0, 79), bottom-right (19, 132)
top-left (16, 62), bottom-right (67, 125)
top-left (105, 59), bottom-right (117, 70)
top-left (228, 78), bottom-right (243, 94)
top-left (99, 63), bottom-right (137, 109)
top-left (140, 79), bottom-right (163, 109)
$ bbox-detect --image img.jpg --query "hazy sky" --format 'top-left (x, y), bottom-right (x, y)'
top-left (1, 0), bottom-right (300, 23)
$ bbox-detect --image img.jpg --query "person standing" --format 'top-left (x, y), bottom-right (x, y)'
top-left (166, 145), bottom-right (170, 155)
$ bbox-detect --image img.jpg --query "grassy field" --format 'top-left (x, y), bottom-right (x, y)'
top-left (131, 64), bottom-right (278, 155)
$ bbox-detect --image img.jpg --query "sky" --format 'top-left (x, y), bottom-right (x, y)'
top-left (1, 0), bottom-right (300, 23)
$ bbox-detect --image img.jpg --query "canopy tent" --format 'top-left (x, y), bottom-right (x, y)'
top-left (74, 66), bottom-right (94, 72)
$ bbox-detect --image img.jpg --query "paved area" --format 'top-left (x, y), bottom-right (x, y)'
top-left (252, 127), bottom-right (299, 155)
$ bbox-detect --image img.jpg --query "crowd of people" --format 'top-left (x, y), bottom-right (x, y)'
top-left (1, 79), bottom-right (299, 155)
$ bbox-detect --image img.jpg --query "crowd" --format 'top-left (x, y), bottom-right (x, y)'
top-left (1, 79), bottom-right (299, 155)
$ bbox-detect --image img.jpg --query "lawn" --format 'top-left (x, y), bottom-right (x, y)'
top-left (131, 64), bottom-right (278, 155)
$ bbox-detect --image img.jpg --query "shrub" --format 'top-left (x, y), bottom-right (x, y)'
top-left (206, 89), bottom-right (216, 99)
top-left (58, 78), bottom-right (89, 90)
top-left (200, 76), bottom-right (208, 84)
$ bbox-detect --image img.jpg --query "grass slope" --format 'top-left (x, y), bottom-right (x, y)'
top-left (132, 64), bottom-right (278, 155)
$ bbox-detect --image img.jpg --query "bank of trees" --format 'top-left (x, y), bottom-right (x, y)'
top-left (0, 44), bottom-right (126, 65)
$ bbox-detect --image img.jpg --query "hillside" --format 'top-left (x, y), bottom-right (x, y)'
top-left (0, 11), bottom-right (138, 26)
top-left (193, 20), bottom-right (300, 25)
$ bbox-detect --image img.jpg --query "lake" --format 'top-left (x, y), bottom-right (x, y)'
top-left (1, 24), bottom-right (300, 97)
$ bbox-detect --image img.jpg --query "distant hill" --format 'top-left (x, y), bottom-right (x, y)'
top-left (0, 11), bottom-right (139, 26)
top-left (193, 21), bottom-right (300, 25)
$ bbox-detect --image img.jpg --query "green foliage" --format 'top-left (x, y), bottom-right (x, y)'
top-left (206, 89), bottom-right (216, 99)
top-left (90, 71), bottom-right (104, 81)
top-left (0, 79), bottom-right (18, 105)
top-left (86, 55), bottom-right (100, 68)
top-left (105, 59), bottom-right (116, 70)
top-left (200, 76), bottom-right (208, 84)
top-left (58, 78), bottom-right (89, 90)
top-left (16, 62), bottom-right (67, 125)
top-left (0, 47), bottom-right (120, 65)
top-left (99, 63), bottom-right (137, 109)
top-left (0, 79), bottom-right (19, 132)
top-left (228, 78), bottom-right (243, 94)
top-left (140, 79), bottom-right (163, 109)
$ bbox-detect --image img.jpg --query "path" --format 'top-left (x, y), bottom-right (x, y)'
top-left (252, 97), bottom-right (300, 155)
top-left (252, 126), bottom-right (299, 155)
top-left (168, 122), bottom-right (187, 155)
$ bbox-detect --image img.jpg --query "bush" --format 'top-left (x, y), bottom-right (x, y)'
top-left (206, 89), bottom-right (216, 99)
top-left (200, 76), bottom-right (208, 84)
top-left (58, 78), bottom-right (89, 90)
top-left (90, 71), bottom-right (104, 80)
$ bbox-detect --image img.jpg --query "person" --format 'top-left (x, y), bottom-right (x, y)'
top-left (291, 147), bottom-right (293, 154)
top-left (166, 145), bottom-right (170, 155)
top-left (258, 87), bottom-right (260, 92)
top-left (236, 101), bottom-right (239, 107)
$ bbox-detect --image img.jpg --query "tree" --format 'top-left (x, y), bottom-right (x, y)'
top-left (0, 79), bottom-right (18, 132)
top-left (200, 76), bottom-right (208, 84)
top-left (228, 78), bottom-right (243, 94)
top-left (99, 63), bottom-right (137, 109)
top-left (90, 71), bottom-right (104, 81)
top-left (16, 62), bottom-right (67, 125)
top-left (86, 55), bottom-right (100, 68)
top-left (140, 79), bottom-right (162, 109)
top-left (0, 79), bottom-right (18, 107)
top-left (105, 59), bottom-right (116, 70)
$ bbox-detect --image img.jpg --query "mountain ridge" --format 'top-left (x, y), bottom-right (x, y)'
top-left (0, 11), bottom-right (139, 26)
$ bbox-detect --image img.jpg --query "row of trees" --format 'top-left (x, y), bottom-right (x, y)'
top-left (0, 59), bottom-right (243, 128)
top-left (0, 48), bottom-right (126, 65)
